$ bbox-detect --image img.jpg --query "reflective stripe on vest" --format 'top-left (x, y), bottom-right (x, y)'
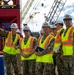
top-left (3, 31), bottom-right (20, 55)
top-left (53, 28), bottom-right (64, 51)
top-left (36, 34), bottom-right (54, 63)
top-left (38, 36), bottom-right (43, 46)
top-left (5, 43), bottom-right (16, 48)
top-left (21, 36), bottom-right (36, 60)
top-left (61, 26), bottom-right (74, 55)
top-left (62, 41), bottom-right (74, 46)
top-left (22, 48), bottom-right (34, 52)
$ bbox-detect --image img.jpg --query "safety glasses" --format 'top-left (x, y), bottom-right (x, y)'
top-left (23, 30), bottom-right (29, 32)
top-left (63, 18), bottom-right (72, 21)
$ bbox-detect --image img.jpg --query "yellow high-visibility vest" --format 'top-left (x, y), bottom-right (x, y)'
top-left (21, 36), bottom-right (36, 60)
top-left (36, 34), bottom-right (54, 63)
top-left (3, 31), bottom-right (20, 55)
top-left (53, 28), bottom-right (64, 52)
top-left (61, 26), bottom-right (74, 56)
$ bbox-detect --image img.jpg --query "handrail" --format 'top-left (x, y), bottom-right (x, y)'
top-left (0, 5), bottom-right (16, 7)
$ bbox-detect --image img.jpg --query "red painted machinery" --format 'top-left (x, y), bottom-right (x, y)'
top-left (0, 0), bottom-right (20, 51)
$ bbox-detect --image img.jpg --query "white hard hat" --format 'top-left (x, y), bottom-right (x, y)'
top-left (11, 23), bottom-right (18, 28)
top-left (55, 20), bottom-right (63, 26)
top-left (4, 0), bottom-right (9, 1)
top-left (63, 14), bottom-right (72, 20)
top-left (50, 25), bottom-right (56, 29)
top-left (8, 0), bottom-right (13, 5)
top-left (23, 26), bottom-right (30, 31)
top-left (55, 20), bottom-right (63, 25)
top-left (42, 22), bottom-right (50, 28)
top-left (40, 29), bottom-right (44, 34)
top-left (16, 29), bottom-right (20, 33)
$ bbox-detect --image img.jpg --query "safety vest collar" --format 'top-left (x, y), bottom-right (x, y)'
top-left (62, 26), bottom-right (73, 41)
top-left (61, 27), bottom-right (74, 46)
top-left (39, 35), bottom-right (50, 49)
top-left (5, 31), bottom-right (12, 44)
top-left (5, 31), bottom-right (19, 48)
top-left (39, 34), bottom-right (54, 54)
top-left (21, 36), bottom-right (34, 53)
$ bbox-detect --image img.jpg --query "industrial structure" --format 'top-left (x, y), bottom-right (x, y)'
top-left (0, 0), bottom-right (20, 51)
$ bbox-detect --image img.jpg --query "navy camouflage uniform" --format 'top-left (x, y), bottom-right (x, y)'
top-left (0, 30), bottom-right (21, 75)
top-left (22, 36), bottom-right (37, 75)
top-left (35, 35), bottom-right (55, 75)
top-left (53, 29), bottom-right (65, 75)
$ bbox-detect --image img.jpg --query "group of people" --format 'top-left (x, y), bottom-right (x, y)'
top-left (0, 14), bottom-right (74, 75)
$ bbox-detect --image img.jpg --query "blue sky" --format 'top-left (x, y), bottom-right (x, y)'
top-left (22, 0), bottom-right (74, 32)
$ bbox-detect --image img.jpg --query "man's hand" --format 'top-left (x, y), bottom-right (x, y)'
top-left (21, 54), bottom-right (30, 58)
top-left (35, 52), bottom-right (40, 56)
top-left (60, 55), bottom-right (64, 59)
top-left (30, 49), bottom-right (35, 55)
top-left (72, 54), bottom-right (74, 59)
top-left (35, 50), bottom-right (43, 56)
top-left (38, 51), bottom-right (43, 56)
top-left (15, 46), bottom-right (19, 49)
top-left (0, 28), bottom-right (4, 31)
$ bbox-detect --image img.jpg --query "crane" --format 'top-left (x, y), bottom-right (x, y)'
top-left (21, 0), bottom-right (67, 25)
top-left (45, 0), bottom-right (67, 24)
top-left (21, 0), bottom-right (42, 23)
top-left (21, 0), bottom-right (34, 23)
